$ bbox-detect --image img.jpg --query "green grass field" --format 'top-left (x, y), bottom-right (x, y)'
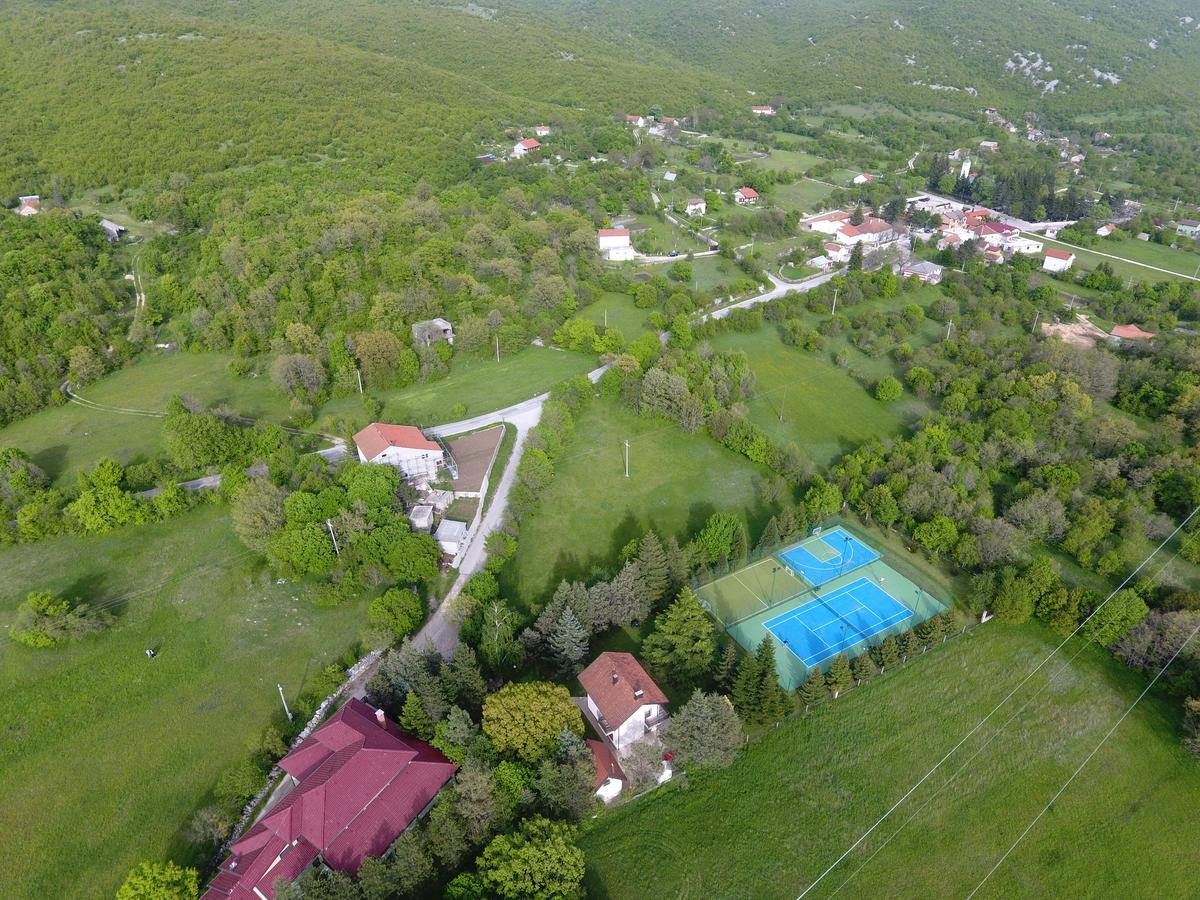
top-left (581, 292), bottom-right (655, 339)
top-left (1035, 233), bottom-right (1200, 284)
top-left (0, 346), bottom-right (594, 486)
top-left (625, 215), bottom-right (708, 254)
top-left (502, 397), bottom-right (768, 606)
top-left (770, 179), bottom-right (838, 213)
top-left (628, 256), bottom-right (747, 295)
top-left (323, 345), bottom-right (596, 428)
top-left (579, 624), bottom-right (1200, 899)
top-left (0, 353), bottom-right (287, 486)
top-left (708, 328), bottom-right (923, 469)
top-left (750, 149), bottom-right (825, 173)
top-left (0, 504), bottom-right (366, 899)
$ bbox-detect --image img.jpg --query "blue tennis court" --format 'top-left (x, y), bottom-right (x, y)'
top-left (777, 527), bottom-right (880, 587)
top-left (764, 577), bottom-right (914, 668)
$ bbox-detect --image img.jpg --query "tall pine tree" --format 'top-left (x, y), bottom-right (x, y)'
top-left (797, 672), bottom-right (828, 707)
top-left (755, 516), bottom-right (782, 556)
top-left (731, 651), bottom-right (762, 721)
top-left (642, 587), bottom-right (717, 683)
top-left (754, 637), bottom-right (790, 723)
top-left (664, 535), bottom-right (689, 597)
top-left (824, 654), bottom-right (852, 698)
top-left (546, 607), bottom-right (588, 675)
top-left (637, 531), bottom-right (669, 608)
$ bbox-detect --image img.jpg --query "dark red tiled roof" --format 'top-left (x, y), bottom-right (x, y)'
top-left (202, 699), bottom-right (456, 900)
top-left (579, 652), bottom-right (668, 730)
top-left (587, 739), bottom-right (625, 790)
top-left (353, 423), bottom-right (440, 461)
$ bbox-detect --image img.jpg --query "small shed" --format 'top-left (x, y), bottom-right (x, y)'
top-left (99, 219), bottom-right (127, 242)
top-left (411, 318), bottom-right (454, 347)
top-left (409, 505), bottom-right (434, 533)
top-left (435, 519), bottom-right (469, 556)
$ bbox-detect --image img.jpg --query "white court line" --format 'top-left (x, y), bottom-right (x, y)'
top-left (732, 570), bottom-right (769, 610)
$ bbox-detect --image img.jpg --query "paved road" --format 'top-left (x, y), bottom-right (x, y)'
top-left (704, 267), bottom-right (841, 320)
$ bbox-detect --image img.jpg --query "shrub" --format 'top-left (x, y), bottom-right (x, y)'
top-left (368, 588), bottom-right (424, 640)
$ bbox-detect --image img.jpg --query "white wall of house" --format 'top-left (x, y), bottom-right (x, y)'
top-left (1043, 255), bottom-right (1074, 273)
top-left (612, 702), bottom-right (663, 749)
top-left (360, 445), bottom-right (444, 480)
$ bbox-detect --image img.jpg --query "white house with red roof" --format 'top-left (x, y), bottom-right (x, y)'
top-left (578, 651), bottom-right (669, 750)
top-left (597, 228), bottom-right (635, 261)
top-left (685, 198), bottom-right (707, 216)
top-left (511, 138), bottom-right (540, 159)
top-left (202, 699), bottom-right (455, 900)
top-left (624, 114), bottom-right (646, 127)
top-left (1096, 223), bottom-right (1117, 237)
top-left (823, 241), bottom-right (851, 263)
top-left (534, 125), bottom-right (551, 137)
top-left (16, 195), bottom-right (40, 216)
top-left (1042, 247), bottom-right (1076, 273)
top-left (807, 210), bottom-right (852, 236)
top-left (751, 105), bottom-right (776, 116)
top-left (353, 423), bottom-right (445, 480)
top-left (852, 172), bottom-right (875, 185)
top-left (835, 216), bottom-right (899, 246)
top-left (733, 187), bottom-right (759, 205)
top-left (587, 738), bottom-right (626, 803)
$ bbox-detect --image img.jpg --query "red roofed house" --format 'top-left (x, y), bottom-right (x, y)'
top-left (578, 652), bottom-right (669, 750)
top-left (597, 228), bottom-right (635, 261)
top-left (807, 210), bottom-right (851, 235)
top-left (751, 105), bottom-right (776, 116)
top-left (202, 699), bottom-right (456, 900)
top-left (353, 423), bottom-right (445, 481)
top-left (836, 216), bottom-right (899, 246)
top-left (625, 114), bottom-right (646, 127)
top-left (852, 172), bottom-right (875, 185)
top-left (16, 195), bottom-right (40, 216)
top-left (587, 739), bottom-right (626, 803)
top-left (733, 187), bottom-right (759, 205)
top-left (685, 198), bottom-right (707, 216)
top-left (511, 138), bottom-right (540, 159)
top-left (1042, 247), bottom-right (1076, 273)
top-left (1111, 323), bottom-right (1156, 342)
top-left (534, 125), bottom-right (551, 137)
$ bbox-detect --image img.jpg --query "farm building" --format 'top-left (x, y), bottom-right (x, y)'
top-left (733, 187), bottom-right (759, 205)
top-left (511, 138), bottom-right (540, 158)
top-left (1042, 248), bottom-right (1076, 273)
top-left (598, 228), bottom-right (635, 261)
top-left (353, 423), bottom-right (445, 481)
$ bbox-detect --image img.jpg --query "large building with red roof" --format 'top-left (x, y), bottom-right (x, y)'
top-left (202, 699), bottom-right (456, 900)
top-left (352, 422), bottom-right (445, 481)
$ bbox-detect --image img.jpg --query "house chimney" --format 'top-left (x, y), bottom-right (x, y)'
top-left (634, 689), bottom-right (644, 700)
top-left (375, 708), bottom-right (386, 727)
top-left (611, 671), bottom-right (619, 684)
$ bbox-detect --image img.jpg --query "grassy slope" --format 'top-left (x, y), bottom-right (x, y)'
top-left (0, 504), bottom-right (366, 899)
top-left (709, 325), bottom-right (927, 469)
top-left (580, 292), bottom-right (655, 339)
top-left (1035, 232), bottom-right (1200, 283)
top-left (503, 397), bottom-right (768, 606)
top-left (580, 624), bottom-right (1200, 899)
top-left (0, 346), bottom-right (594, 486)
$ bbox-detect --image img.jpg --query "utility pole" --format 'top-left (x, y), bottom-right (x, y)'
top-left (1032, 309), bottom-right (1041, 333)
top-left (831, 287), bottom-right (840, 317)
top-left (326, 519), bottom-right (340, 557)
top-left (779, 384), bottom-right (788, 422)
top-left (278, 684), bottom-right (293, 722)
top-left (604, 308), bottom-right (608, 328)
top-left (355, 368), bottom-right (363, 395)
top-left (623, 439), bottom-right (630, 478)
top-left (495, 335), bottom-right (500, 363)
top-left (946, 319), bottom-right (954, 340)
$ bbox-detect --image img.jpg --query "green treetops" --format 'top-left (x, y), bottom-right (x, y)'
top-left (116, 861), bottom-right (199, 900)
top-left (477, 817), bottom-right (585, 900)
top-left (482, 682), bottom-right (585, 763)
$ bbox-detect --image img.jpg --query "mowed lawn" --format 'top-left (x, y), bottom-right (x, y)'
top-left (0, 352), bottom-right (287, 487)
top-left (708, 328), bottom-right (922, 468)
top-left (503, 398), bottom-right (768, 605)
top-left (750, 148), bottom-right (825, 173)
top-left (1035, 233), bottom-right (1200, 284)
top-left (0, 505), bottom-right (366, 899)
top-left (770, 179), bottom-right (837, 213)
top-left (580, 624), bottom-right (1200, 899)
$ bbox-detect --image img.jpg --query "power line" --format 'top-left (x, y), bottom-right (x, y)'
top-left (964, 619), bottom-right (1200, 899)
top-left (796, 504), bottom-right (1200, 899)
top-left (827, 524), bottom-right (1200, 896)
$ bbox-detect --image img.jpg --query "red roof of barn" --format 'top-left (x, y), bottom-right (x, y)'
top-left (579, 652), bottom-right (668, 730)
top-left (353, 423), bottom-right (440, 461)
top-left (202, 699), bottom-right (456, 900)
top-left (517, 138), bottom-right (540, 149)
top-left (1045, 248), bottom-right (1075, 260)
top-left (598, 228), bottom-right (631, 237)
top-left (735, 187), bottom-right (759, 198)
top-left (587, 739), bottom-right (625, 790)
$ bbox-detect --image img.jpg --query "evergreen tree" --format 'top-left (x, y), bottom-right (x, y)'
top-left (824, 654), bottom-right (852, 698)
top-left (731, 651), bottom-right (762, 721)
top-left (662, 689), bottom-right (744, 769)
top-left (607, 560), bottom-right (650, 627)
top-left (730, 518), bottom-right (749, 563)
top-left (899, 630), bottom-right (922, 659)
top-left (872, 635), bottom-right (901, 670)
top-left (851, 652), bottom-right (878, 682)
top-left (401, 690), bottom-right (434, 740)
top-left (797, 672), bottom-right (829, 707)
top-left (546, 606), bottom-right (588, 675)
top-left (642, 587), bottom-right (717, 683)
top-left (637, 531), bottom-right (669, 607)
top-left (755, 516), bottom-right (782, 555)
top-left (849, 242), bottom-right (864, 271)
top-left (754, 637), bottom-right (790, 723)
top-left (443, 644), bottom-right (487, 712)
top-left (714, 642), bottom-right (739, 691)
top-left (663, 535), bottom-right (689, 596)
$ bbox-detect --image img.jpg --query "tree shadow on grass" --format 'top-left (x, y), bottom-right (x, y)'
top-left (32, 443), bottom-right (69, 481)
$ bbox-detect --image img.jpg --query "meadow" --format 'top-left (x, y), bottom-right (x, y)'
top-left (581, 292), bottom-right (656, 339)
top-left (769, 178), bottom-right (838, 213)
top-left (580, 623), bottom-right (1200, 899)
top-left (0, 504), bottom-right (367, 899)
top-left (502, 397), bottom-right (768, 606)
top-left (1035, 232), bottom-right (1200, 284)
top-left (709, 326), bottom-right (926, 469)
top-left (0, 345), bottom-right (594, 486)
top-left (750, 148), bottom-right (826, 173)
